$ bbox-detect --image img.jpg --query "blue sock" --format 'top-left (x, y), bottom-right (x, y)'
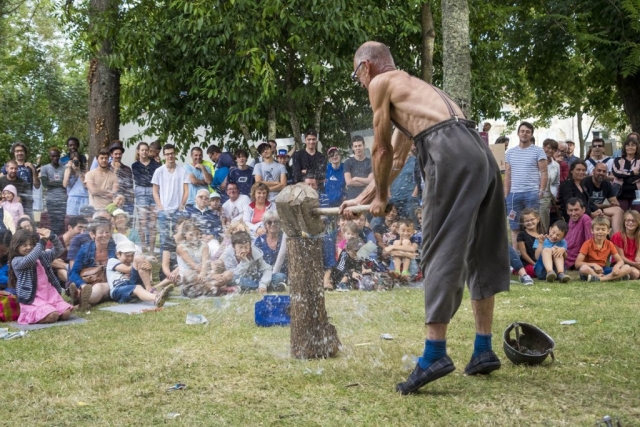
top-left (418, 339), bottom-right (446, 369)
top-left (473, 333), bottom-right (492, 358)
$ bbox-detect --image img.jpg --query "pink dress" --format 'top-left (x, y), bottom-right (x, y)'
top-left (18, 260), bottom-right (73, 324)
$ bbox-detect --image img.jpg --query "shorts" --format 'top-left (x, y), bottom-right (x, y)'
top-left (110, 268), bottom-right (142, 303)
top-left (414, 118), bottom-right (510, 324)
top-left (66, 196), bottom-right (90, 216)
top-left (135, 186), bottom-right (154, 207)
top-left (506, 191), bottom-right (540, 230)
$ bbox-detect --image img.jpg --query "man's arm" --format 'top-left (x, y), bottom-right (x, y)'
top-left (152, 184), bottom-right (163, 211)
top-left (26, 162), bottom-right (40, 189)
top-left (85, 172), bottom-right (112, 198)
top-left (504, 163), bottom-right (511, 196)
top-left (538, 159), bottom-right (548, 198)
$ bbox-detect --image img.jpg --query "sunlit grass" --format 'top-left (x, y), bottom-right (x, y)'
top-left (2, 279), bottom-right (639, 426)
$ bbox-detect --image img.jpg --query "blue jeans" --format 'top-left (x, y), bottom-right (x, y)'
top-left (157, 210), bottom-right (178, 249)
top-left (506, 191), bottom-right (539, 230)
top-left (508, 246), bottom-right (524, 272)
top-left (233, 272), bottom-right (287, 291)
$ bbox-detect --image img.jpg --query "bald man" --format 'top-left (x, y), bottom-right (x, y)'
top-left (341, 41), bottom-right (509, 394)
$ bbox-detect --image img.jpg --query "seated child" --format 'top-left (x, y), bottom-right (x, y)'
top-left (533, 220), bottom-right (571, 283)
top-left (336, 220), bottom-right (359, 256)
top-left (221, 231), bottom-right (286, 294)
top-left (176, 220), bottom-right (212, 298)
top-left (0, 229), bottom-right (13, 294)
top-left (508, 245), bottom-right (534, 285)
top-left (10, 228), bottom-right (73, 324)
top-left (386, 219), bottom-right (418, 277)
top-left (2, 185), bottom-right (23, 227)
top-left (330, 237), bottom-right (374, 291)
top-left (107, 240), bottom-right (174, 306)
top-left (105, 194), bottom-right (126, 214)
top-left (517, 208), bottom-right (544, 277)
top-left (575, 216), bottom-right (633, 282)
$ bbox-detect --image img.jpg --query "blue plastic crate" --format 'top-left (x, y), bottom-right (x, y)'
top-left (255, 295), bottom-right (291, 327)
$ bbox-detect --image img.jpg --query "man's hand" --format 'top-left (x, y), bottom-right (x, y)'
top-left (339, 198), bottom-right (359, 219)
top-left (369, 198), bottom-right (388, 217)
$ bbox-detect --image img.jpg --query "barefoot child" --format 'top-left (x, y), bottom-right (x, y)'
top-left (575, 216), bottom-right (633, 282)
top-left (107, 240), bottom-right (173, 306)
top-left (388, 219), bottom-right (418, 277)
top-left (10, 228), bottom-right (73, 324)
top-left (533, 220), bottom-right (571, 282)
top-left (517, 208), bottom-right (544, 278)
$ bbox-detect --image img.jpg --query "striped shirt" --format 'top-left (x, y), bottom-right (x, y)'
top-left (506, 145), bottom-right (546, 193)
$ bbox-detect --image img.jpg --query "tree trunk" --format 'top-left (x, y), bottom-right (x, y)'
top-left (314, 100), bottom-right (323, 137)
top-left (617, 72), bottom-right (640, 133)
top-left (441, 0), bottom-right (471, 118)
top-left (577, 110), bottom-right (584, 156)
top-left (238, 120), bottom-right (252, 143)
top-left (267, 106), bottom-right (277, 141)
top-left (88, 0), bottom-right (120, 162)
top-left (287, 237), bottom-right (341, 359)
top-left (285, 48), bottom-right (303, 149)
top-left (421, 1), bottom-right (435, 84)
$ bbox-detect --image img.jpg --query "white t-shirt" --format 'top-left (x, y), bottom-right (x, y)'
top-left (107, 258), bottom-right (129, 296)
top-left (586, 156), bottom-right (614, 175)
top-left (151, 165), bottom-right (189, 211)
top-left (222, 194), bottom-right (251, 223)
top-left (253, 161), bottom-right (287, 202)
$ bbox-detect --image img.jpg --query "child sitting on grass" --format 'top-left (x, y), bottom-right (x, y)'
top-left (533, 220), bottom-right (571, 283)
top-left (331, 237), bottom-right (373, 291)
top-left (575, 216), bottom-right (633, 282)
top-left (387, 219), bottom-right (418, 277)
top-left (107, 240), bottom-right (174, 306)
top-left (10, 228), bottom-right (73, 324)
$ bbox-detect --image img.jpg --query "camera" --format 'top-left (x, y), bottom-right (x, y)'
top-left (73, 160), bottom-right (79, 166)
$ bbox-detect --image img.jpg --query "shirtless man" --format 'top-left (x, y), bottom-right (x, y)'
top-left (341, 41), bottom-right (509, 394)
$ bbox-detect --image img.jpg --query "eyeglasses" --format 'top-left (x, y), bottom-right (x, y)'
top-left (592, 145), bottom-right (604, 148)
top-left (625, 219), bottom-right (637, 223)
top-left (265, 220), bottom-right (280, 226)
top-left (351, 61), bottom-right (364, 82)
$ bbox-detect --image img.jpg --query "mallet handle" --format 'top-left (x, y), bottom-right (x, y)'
top-left (312, 205), bottom-right (371, 216)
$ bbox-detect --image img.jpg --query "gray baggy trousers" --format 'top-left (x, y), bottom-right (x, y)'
top-left (413, 118), bottom-right (510, 324)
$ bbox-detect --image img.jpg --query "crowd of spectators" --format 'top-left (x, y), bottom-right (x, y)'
top-left (0, 129), bottom-right (424, 325)
top-left (504, 122), bottom-right (640, 285)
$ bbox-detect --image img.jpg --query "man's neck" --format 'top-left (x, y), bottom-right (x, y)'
top-left (98, 166), bottom-right (109, 173)
top-left (591, 153), bottom-right (605, 160)
top-left (519, 141), bottom-right (533, 148)
top-left (166, 162), bottom-right (176, 170)
top-left (306, 147), bottom-right (316, 155)
top-left (262, 157), bottom-right (274, 164)
top-left (6, 176), bottom-right (16, 181)
top-left (354, 153), bottom-right (365, 161)
top-left (15, 160), bottom-right (25, 166)
top-left (591, 177), bottom-right (602, 188)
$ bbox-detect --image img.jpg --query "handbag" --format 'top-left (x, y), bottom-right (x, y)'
top-left (80, 265), bottom-right (107, 284)
top-left (0, 293), bottom-right (20, 322)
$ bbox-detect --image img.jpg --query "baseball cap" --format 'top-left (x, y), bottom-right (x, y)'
top-left (327, 147), bottom-right (339, 156)
top-left (79, 205), bottom-right (96, 216)
top-left (209, 191), bottom-right (221, 199)
top-left (277, 148), bottom-right (288, 157)
top-left (112, 208), bottom-right (128, 218)
top-left (116, 240), bottom-right (137, 253)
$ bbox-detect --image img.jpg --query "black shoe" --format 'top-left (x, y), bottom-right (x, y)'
top-left (395, 355), bottom-right (455, 395)
top-left (464, 350), bottom-right (501, 375)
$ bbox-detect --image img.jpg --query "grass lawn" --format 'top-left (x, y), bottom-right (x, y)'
top-left (2, 279), bottom-right (639, 426)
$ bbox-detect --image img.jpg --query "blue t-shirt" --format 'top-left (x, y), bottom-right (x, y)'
top-left (533, 238), bottom-right (567, 273)
top-left (227, 167), bottom-right (255, 196)
top-left (325, 163), bottom-right (345, 207)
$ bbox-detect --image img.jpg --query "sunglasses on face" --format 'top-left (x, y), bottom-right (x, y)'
top-left (265, 220), bottom-right (280, 226)
top-left (593, 145), bottom-right (604, 148)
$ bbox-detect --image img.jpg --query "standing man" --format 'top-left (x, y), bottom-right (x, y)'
top-left (84, 149), bottom-right (118, 209)
top-left (227, 149), bottom-right (254, 197)
top-left (324, 147), bottom-right (346, 208)
top-left (504, 122), bottom-right (548, 248)
top-left (109, 142), bottom-right (135, 215)
top-left (539, 139), bottom-right (560, 232)
top-left (151, 144), bottom-right (189, 248)
top-left (184, 147), bottom-right (212, 208)
top-left (342, 41), bottom-right (509, 394)
top-left (40, 148), bottom-right (67, 237)
top-left (2, 142), bottom-right (40, 218)
top-left (565, 140), bottom-right (580, 166)
top-left (60, 137), bottom-right (88, 169)
top-left (344, 135), bottom-right (373, 201)
top-left (253, 142), bottom-right (287, 203)
top-left (292, 129), bottom-right (327, 187)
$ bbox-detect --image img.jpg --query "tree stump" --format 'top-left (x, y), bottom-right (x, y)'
top-left (276, 184), bottom-right (341, 359)
top-left (287, 237), bottom-right (341, 359)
